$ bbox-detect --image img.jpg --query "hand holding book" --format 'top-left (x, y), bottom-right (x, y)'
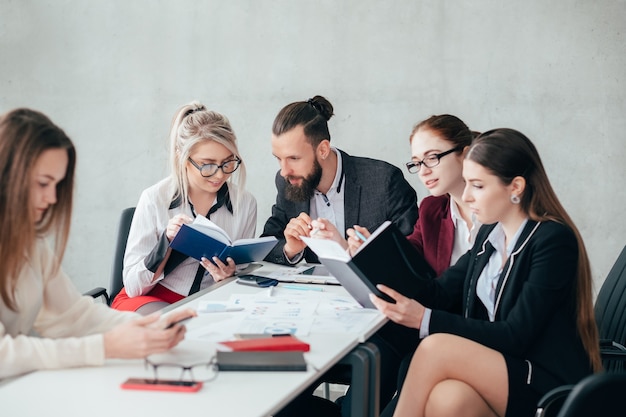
top-left (166, 213), bottom-right (194, 242)
top-left (301, 221), bottom-right (436, 308)
top-left (169, 215), bottom-right (278, 264)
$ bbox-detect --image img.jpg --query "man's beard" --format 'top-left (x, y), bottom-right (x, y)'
top-left (284, 158), bottom-right (323, 202)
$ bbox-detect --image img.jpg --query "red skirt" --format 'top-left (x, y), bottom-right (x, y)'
top-left (111, 284), bottom-right (185, 312)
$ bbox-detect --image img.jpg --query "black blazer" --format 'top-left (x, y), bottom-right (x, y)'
top-left (262, 149), bottom-right (418, 264)
top-left (417, 220), bottom-right (592, 392)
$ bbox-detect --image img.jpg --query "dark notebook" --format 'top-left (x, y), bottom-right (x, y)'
top-left (216, 351), bottom-right (307, 372)
top-left (169, 216), bottom-right (278, 264)
top-left (302, 221), bottom-right (436, 308)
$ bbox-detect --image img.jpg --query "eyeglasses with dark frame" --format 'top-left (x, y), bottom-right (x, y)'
top-left (188, 157), bottom-right (241, 178)
top-left (405, 147), bottom-right (461, 174)
top-left (144, 357), bottom-right (218, 383)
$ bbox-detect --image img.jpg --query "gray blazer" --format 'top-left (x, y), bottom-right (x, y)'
top-left (262, 149), bottom-right (418, 264)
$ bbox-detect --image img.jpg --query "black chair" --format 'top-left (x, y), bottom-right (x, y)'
top-left (594, 244), bottom-right (626, 372)
top-left (542, 372), bottom-right (626, 417)
top-left (536, 245), bottom-right (626, 417)
top-left (84, 207), bottom-right (135, 305)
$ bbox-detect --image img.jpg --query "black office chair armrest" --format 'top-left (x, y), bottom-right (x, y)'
top-left (535, 384), bottom-right (575, 417)
top-left (84, 287), bottom-right (110, 305)
top-left (600, 340), bottom-right (626, 372)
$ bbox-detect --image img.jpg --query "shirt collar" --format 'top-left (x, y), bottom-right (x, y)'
top-left (316, 147), bottom-right (343, 196)
top-left (449, 197), bottom-right (461, 227)
top-left (449, 198), bottom-right (478, 229)
top-left (328, 147), bottom-right (343, 193)
top-left (169, 183), bottom-right (233, 217)
top-left (487, 218), bottom-right (529, 256)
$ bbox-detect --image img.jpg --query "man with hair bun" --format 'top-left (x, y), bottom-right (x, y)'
top-left (264, 95), bottom-right (419, 417)
top-left (262, 95), bottom-right (418, 265)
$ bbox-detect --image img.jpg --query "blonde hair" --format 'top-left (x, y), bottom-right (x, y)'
top-left (168, 101), bottom-right (246, 211)
top-left (0, 109), bottom-right (75, 310)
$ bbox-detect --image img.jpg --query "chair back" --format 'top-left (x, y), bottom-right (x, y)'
top-left (555, 372), bottom-right (626, 417)
top-left (108, 207), bottom-right (136, 305)
top-left (594, 245), bottom-right (626, 370)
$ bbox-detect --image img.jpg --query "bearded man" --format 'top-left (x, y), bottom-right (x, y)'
top-left (262, 95), bottom-right (418, 265)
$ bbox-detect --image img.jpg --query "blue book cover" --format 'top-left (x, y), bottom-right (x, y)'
top-left (169, 217), bottom-right (277, 264)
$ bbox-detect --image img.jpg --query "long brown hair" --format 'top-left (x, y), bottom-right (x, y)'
top-left (0, 109), bottom-right (76, 310)
top-left (467, 128), bottom-right (601, 372)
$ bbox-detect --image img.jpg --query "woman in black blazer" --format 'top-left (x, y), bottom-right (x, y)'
top-left (371, 128), bottom-right (601, 417)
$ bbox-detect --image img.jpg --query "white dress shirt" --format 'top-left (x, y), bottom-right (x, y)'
top-left (310, 147), bottom-right (346, 237)
top-left (123, 178), bottom-right (257, 297)
top-left (476, 219), bottom-right (528, 321)
top-left (286, 148), bottom-right (346, 264)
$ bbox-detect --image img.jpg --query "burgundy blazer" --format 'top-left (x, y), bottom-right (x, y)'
top-left (406, 194), bottom-right (455, 276)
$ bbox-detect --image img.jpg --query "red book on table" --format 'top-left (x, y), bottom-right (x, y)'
top-left (218, 335), bottom-right (310, 352)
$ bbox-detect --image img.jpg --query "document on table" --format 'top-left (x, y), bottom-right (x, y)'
top-left (253, 264), bottom-right (340, 285)
top-left (185, 289), bottom-right (380, 342)
top-left (229, 294), bottom-right (317, 336)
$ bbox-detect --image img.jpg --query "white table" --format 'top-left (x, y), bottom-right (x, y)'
top-left (0, 263), bottom-right (387, 417)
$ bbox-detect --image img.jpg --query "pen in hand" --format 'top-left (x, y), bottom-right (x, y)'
top-left (354, 229), bottom-right (368, 242)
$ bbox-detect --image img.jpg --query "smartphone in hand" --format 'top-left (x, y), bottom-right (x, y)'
top-left (121, 378), bottom-right (202, 392)
top-left (165, 316), bottom-right (193, 329)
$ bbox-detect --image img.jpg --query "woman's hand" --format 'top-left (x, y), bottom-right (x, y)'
top-left (103, 308), bottom-right (196, 359)
top-left (346, 225), bottom-right (370, 256)
top-left (310, 218), bottom-right (348, 250)
top-left (369, 284), bottom-right (425, 329)
top-left (165, 214), bottom-right (193, 242)
top-left (200, 256), bottom-right (236, 282)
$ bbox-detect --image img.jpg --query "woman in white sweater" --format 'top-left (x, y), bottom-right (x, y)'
top-left (0, 108), bottom-right (193, 380)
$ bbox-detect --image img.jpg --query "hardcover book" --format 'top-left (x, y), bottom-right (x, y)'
top-left (169, 215), bottom-right (278, 264)
top-left (301, 221), bottom-right (436, 308)
top-left (218, 335), bottom-right (310, 352)
top-left (216, 351), bottom-right (307, 372)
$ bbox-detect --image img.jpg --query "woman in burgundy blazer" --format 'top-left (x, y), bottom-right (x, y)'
top-left (350, 114), bottom-right (477, 276)
top-left (405, 194), bottom-right (454, 276)
top-left (403, 114), bottom-right (478, 275)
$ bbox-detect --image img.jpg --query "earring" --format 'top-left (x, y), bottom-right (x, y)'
top-left (510, 194), bottom-right (521, 204)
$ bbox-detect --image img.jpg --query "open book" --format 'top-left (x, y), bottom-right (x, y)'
top-left (301, 221), bottom-right (436, 308)
top-left (169, 215), bottom-right (278, 264)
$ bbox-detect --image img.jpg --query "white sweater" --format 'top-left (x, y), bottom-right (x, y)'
top-left (0, 239), bottom-right (136, 380)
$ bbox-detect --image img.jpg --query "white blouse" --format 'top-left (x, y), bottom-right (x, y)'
top-left (122, 178), bottom-right (257, 297)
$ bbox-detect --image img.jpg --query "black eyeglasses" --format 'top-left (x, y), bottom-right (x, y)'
top-left (144, 357), bottom-right (218, 383)
top-left (188, 157), bottom-right (241, 178)
top-left (405, 147), bottom-right (461, 174)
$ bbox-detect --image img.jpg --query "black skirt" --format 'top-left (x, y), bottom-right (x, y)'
top-left (504, 355), bottom-right (562, 417)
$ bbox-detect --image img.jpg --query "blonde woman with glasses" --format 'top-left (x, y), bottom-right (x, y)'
top-left (112, 101), bottom-right (257, 314)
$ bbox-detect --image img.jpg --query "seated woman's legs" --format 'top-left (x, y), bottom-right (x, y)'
top-left (393, 333), bottom-right (508, 417)
top-left (111, 284), bottom-right (183, 313)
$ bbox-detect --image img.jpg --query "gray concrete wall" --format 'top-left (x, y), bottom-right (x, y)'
top-left (1, 1), bottom-right (625, 296)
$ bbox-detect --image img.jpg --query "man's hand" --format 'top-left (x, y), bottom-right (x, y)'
top-left (283, 212), bottom-right (313, 258)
